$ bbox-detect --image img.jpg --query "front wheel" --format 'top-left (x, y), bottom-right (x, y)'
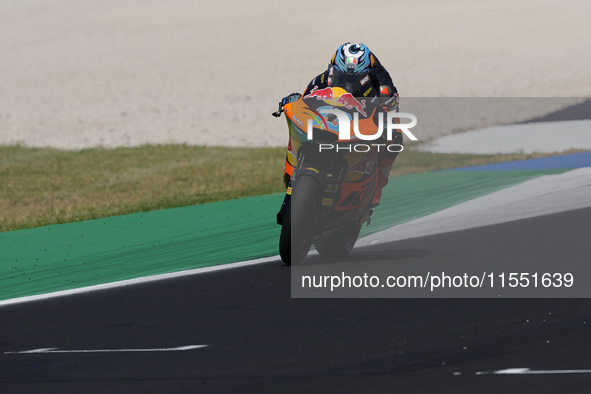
top-left (279, 175), bottom-right (320, 265)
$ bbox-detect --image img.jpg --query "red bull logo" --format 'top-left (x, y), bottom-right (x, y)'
top-left (304, 86), bottom-right (334, 100)
top-left (304, 86), bottom-right (367, 116)
top-left (336, 93), bottom-right (367, 117)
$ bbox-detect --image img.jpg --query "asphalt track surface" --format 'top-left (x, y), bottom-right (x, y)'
top-left (1, 207), bottom-right (590, 393)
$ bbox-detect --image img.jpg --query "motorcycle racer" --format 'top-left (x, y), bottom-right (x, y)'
top-left (281, 42), bottom-right (401, 207)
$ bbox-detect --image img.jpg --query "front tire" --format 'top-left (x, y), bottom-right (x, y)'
top-left (279, 175), bottom-right (320, 265)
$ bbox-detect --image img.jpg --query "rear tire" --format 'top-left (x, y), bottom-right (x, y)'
top-left (314, 222), bottom-right (362, 258)
top-left (279, 175), bottom-right (320, 265)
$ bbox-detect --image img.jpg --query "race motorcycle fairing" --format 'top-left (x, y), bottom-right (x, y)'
top-left (274, 69), bottom-right (395, 265)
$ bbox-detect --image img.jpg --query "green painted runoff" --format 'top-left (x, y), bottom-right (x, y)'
top-left (0, 169), bottom-right (566, 301)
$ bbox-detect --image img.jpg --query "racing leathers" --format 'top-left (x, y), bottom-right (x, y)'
top-left (283, 54), bottom-right (401, 207)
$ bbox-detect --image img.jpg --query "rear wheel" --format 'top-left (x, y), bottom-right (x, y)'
top-left (279, 175), bottom-right (320, 265)
top-left (314, 221), bottom-right (363, 258)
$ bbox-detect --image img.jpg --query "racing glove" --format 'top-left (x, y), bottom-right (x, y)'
top-left (380, 90), bottom-right (399, 113)
top-left (282, 93), bottom-right (302, 106)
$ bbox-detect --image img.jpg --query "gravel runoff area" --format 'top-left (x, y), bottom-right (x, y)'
top-left (1, 0), bottom-right (590, 150)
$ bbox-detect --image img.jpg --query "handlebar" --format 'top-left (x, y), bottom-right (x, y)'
top-left (273, 93), bottom-right (302, 117)
top-left (272, 100), bottom-right (284, 117)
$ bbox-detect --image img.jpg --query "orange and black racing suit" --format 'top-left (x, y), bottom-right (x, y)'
top-left (284, 54), bottom-right (401, 206)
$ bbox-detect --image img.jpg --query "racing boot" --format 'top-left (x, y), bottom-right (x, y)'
top-left (371, 158), bottom-right (393, 207)
top-left (371, 135), bottom-right (402, 207)
top-left (371, 96), bottom-right (403, 207)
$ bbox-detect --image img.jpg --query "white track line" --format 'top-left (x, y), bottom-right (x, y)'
top-left (470, 368), bottom-right (591, 375)
top-left (5, 345), bottom-right (208, 354)
top-left (0, 255), bottom-right (281, 307)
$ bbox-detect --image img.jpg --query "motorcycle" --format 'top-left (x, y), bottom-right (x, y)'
top-left (273, 69), bottom-right (393, 265)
